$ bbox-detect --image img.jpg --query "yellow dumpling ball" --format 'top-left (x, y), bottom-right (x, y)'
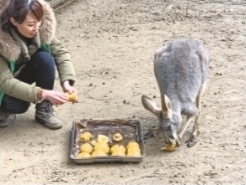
top-left (77, 152), bottom-right (91, 158)
top-left (66, 93), bottom-right (78, 103)
top-left (94, 142), bottom-right (110, 154)
top-left (126, 141), bottom-right (140, 150)
top-left (161, 143), bottom-right (176, 152)
top-left (113, 133), bottom-right (123, 142)
top-left (126, 141), bottom-right (141, 157)
top-left (111, 150), bottom-right (126, 157)
top-left (80, 143), bottom-right (93, 153)
top-left (127, 146), bottom-right (141, 153)
top-left (91, 150), bottom-right (108, 157)
top-left (97, 134), bottom-right (109, 143)
top-left (127, 151), bottom-right (142, 157)
top-left (91, 140), bottom-right (97, 146)
top-left (80, 132), bottom-right (92, 142)
top-left (110, 144), bottom-right (126, 153)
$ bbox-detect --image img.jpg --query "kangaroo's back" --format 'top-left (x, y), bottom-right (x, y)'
top-left (154, 39), bottom-right (209, 103)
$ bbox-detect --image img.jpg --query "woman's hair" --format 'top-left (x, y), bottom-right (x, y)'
top-left (1, 0), bottom-right (44, 32)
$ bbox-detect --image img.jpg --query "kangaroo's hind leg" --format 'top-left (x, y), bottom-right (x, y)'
top-left (187, 80), bottom-right (207, 147)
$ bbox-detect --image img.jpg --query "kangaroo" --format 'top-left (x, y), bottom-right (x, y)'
top-left (142, 38), bottom-right (210, 147)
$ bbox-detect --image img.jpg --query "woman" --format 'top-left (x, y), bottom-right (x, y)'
top-left (0, 0), bottom-right (77, 129)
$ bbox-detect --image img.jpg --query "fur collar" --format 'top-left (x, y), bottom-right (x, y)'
top-left (0, 0), bottom-right (57, 61)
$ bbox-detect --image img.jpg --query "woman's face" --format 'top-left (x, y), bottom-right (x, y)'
top-left (11, 12), bottom-right (41, 38)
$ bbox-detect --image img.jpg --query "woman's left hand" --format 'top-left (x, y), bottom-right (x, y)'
top-left (62, 80), bottom-right (77, 94)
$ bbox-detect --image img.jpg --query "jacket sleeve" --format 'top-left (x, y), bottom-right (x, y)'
top-left (50, 37), bottom-right (76, 85)
top-left (0, 56), bottom-right (40, 103)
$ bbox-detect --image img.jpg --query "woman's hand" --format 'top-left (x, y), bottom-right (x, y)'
top-left (42, 89), bottom-right (69, 106)
top-left (62, 80), bottom-right (77, 94)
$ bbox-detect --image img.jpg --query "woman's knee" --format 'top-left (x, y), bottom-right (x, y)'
top-left (31, 52), bottom-right (56, 70)
top-left (15, 101), bottom-right (30, 114)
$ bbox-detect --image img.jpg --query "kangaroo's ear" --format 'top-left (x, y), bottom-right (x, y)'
top-left (141, 95), bottom-right (161, 116)
top-left (161, 94), bottom-right (172, 119)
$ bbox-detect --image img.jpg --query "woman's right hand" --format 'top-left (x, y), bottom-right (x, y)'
top-left (42, 89), bottom-right (69, 105)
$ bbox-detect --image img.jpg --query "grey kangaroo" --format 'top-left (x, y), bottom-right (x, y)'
top-left (142, 38), bottom-right (210, 147)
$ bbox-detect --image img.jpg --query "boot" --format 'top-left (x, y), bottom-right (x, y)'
top-left (35, 100), bottom-right (62, 130)
top-left (0, 109), bottom-right (16, 128)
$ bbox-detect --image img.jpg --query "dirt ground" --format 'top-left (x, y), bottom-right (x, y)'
top-left (0, 0), bottom-right (245, 184)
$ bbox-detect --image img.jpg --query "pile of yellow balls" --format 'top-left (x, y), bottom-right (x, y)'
top-left (77, 133), bottom-right (142, 158)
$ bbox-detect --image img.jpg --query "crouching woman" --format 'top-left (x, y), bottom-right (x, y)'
top-left (0, 0), bottom-right (77, 129)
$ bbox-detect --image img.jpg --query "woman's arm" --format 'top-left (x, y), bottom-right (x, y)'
top-left (49, 37), bottom-right (76, 86)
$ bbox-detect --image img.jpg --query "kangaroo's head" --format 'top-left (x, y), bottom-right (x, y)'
top-left (141, 94), bottom-right (181, 145)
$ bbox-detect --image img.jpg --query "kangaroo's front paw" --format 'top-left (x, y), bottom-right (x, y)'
top-left (176, 139), bottom-right (181, 147)
top-left (186, 135), bottom-right (198, 147)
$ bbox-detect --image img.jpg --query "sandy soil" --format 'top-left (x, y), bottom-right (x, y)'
top-left (0, 0), bottom-right (245, 184)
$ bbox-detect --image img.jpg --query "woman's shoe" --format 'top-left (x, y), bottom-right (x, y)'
top-left (0, 110), bottom-right (16, 128)
top-left (35, 100), bottom-right (62, 130)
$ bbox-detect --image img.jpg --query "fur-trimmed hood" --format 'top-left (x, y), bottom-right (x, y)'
top-left (0, 0), bottom-right (57, 61)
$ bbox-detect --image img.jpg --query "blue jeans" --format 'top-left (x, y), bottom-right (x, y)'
top-left (0, 51), bottom-right (56, 114)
